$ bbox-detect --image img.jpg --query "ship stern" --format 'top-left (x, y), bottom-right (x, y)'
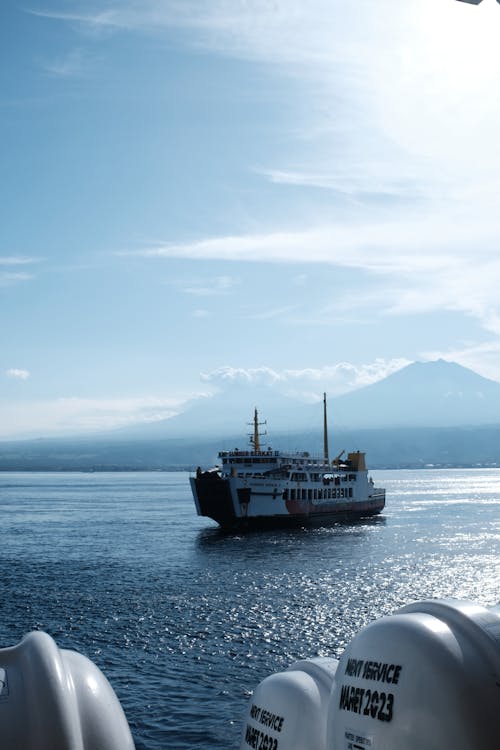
top-left (189, 473), bottom-right (237, 528)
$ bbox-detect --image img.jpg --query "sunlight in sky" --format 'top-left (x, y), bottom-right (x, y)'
top-left (2, 0), bottom-right (500, 437)
top-left (389, 1), bottom-right (500, 165)
top-left (420, 1), bottom-right (500, 81)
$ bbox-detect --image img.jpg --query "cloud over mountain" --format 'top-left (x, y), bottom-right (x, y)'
top-left (112, 360), bottom-right (500, 441)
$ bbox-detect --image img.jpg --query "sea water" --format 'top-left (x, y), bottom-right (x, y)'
top-left (0, 469), bottom-right (498, 749)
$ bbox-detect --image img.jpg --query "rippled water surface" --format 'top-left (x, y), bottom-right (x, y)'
top-left (0, 469), bottom-right (498, 748)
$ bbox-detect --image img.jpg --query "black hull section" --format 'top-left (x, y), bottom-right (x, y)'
top-left (192, 476), bottom-right (236, 527)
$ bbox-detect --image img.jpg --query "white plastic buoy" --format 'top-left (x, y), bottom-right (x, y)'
top-left (240, 599), bottom-right (500, 750)
top-left (0, 631), bottom-right (135, 749)
top-left (328, 599), bottom-right (500, 750)
top-left (239, 657), bottom-right (339, 750)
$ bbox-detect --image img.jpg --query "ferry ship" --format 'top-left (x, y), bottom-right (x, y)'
top-left (190, 395), bottom-right (385, 529)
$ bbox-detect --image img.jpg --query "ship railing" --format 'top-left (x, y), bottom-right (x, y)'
top-left (219, 449), bottom-right (281, 458)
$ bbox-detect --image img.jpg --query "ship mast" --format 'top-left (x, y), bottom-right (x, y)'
top-left (249, 408), bottom-right (266, 452)
top-left (323, 392), bottom-right (329, 464)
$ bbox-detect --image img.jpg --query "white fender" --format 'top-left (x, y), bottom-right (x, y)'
top-left (239, 657), bottom-right (339, 750)
top-left (240, 600), bottom-right (500, 750)
top-left (327, 598), bottom-right (500, 750)
top-left (0, 631), bottom-right (135, 749)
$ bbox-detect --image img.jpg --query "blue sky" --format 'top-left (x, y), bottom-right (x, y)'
top-left (3, 0), bottom-right (500, 438)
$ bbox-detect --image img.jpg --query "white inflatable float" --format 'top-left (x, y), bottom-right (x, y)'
top-left (0, 630), bottom-right (135, 749)
top-left (240, 599), bottom-right (500, 750)
top-left (1, 598), bottom-right (498, 749)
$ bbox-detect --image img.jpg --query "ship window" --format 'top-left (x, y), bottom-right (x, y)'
top-left (308, 489), bottom-right (312, 500)
top-left (283, 489), bottom-right (288, 500)
top-left (349, 488), bottom-right (353, 498)
top-left (291, 489), bottom-right (296, 500)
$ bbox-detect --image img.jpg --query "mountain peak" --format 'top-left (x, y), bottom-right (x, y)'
top-left (332, 359), bottom-right (500, 428)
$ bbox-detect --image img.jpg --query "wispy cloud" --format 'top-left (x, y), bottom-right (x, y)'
top-left (27, 7), bottom-right (126, 35)
top-left (257, 168), bottom-right (427, 201)
top-left (41, 48), bottom-right (90, 77)
top-left (248, 305), bottom-right (298, 321)
top-left (129, 220), bottom-right (500, 337)
top-left (201, 366), bottom-right (283, 388)
top-left (0, 394), bottom-right (194, 439)
top-left (175, 274), bottom-right (238, 296)
top-left (0, 256), bottom-right (39, 265)
top-left (0, 256), bottom-right (39, 285)
top-left (6, 368), bottom-right (30, 380)
top-left (201, 358), bottom-right (411, 397)
top-left (0, 272), bottom-right (34, 286)
top-left (129, 225), bottom-right (460, 270)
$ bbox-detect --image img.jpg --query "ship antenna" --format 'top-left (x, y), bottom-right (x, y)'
top-left (323, 392), bottom-right (329, 464)
top-left (248, 407), bottom-right (266, 452)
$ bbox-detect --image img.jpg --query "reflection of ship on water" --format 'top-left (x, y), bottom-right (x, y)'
top-left (190, 394), bottom-right (385, 529)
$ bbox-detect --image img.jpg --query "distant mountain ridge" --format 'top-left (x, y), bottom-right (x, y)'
top-left (3, 360), bottom-right (500, 473)
top-left (2, 424), bottom-right (500, 471)
top-left (112, 359), bottom-right (500, 441)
